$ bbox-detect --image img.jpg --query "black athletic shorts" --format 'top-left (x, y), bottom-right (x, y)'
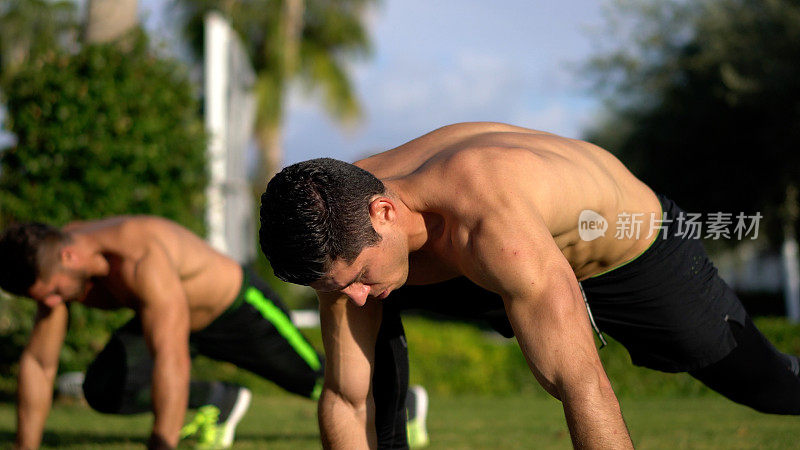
top-left (387, 195), bottom-right (747, 373)
top-left (580, 194), bottom-right (747, 372)
top-left (188, 267), bottom-right (324, 396)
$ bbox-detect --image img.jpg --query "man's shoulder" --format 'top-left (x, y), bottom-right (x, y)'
top-left (101, 216), bottom-right (192, 244)
top-left (415, 146), bottom-right (537, 198)
top-left (79, 217), bottom-right (183, 267)
top-left (67, 215), bottom-right (167, 236)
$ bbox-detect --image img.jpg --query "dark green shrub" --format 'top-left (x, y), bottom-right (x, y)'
top-left (0, 31), bottom-right (206, 230)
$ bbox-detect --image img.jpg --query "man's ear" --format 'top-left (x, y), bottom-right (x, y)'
top-left (59, 246), bottom-right (78, 267)
top-left (368, 196), bottom-right (396, 226)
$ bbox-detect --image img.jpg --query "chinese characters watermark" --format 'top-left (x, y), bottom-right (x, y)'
top-left (578, 210), bottom-right (762, 241)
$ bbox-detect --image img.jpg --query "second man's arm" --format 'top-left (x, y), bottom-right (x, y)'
top-left (132, 242), bottom-right (192, 450)
top-left (15, 303), bottom-right (68, 450)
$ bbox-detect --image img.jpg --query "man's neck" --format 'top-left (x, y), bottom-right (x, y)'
top-left (404, 210), bottom-right (430, 252)
top-left (70, 234), bottom-right (110, 277)
top-left (385, 182), bottom-right (435, 253)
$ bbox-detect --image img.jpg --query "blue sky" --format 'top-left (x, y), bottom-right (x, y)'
top-left (1, 1), bottom-right (609, 165)
top-left (280, 0), bottom-right (607, 165)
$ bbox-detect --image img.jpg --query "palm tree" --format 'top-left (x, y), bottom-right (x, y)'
top-left (175, 0), bottom-right (374, 188)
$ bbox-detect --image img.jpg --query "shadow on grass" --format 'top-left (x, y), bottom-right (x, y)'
top-left (0, 430), bottom-right (146, 447)
top-left (0, 430), bottom-right (319, 447)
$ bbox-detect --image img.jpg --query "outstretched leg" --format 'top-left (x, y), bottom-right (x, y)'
top-left (689, 315), bottom-right (800, 414)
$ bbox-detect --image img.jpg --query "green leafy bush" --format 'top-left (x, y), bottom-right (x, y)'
top-left (0, 31), bottom-right (206, 389)
top-left (192, 315), bottom-right (800, 398)
top-left (0, 32), bottom-right (206, 229)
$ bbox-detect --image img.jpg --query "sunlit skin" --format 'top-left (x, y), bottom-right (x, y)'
top-left (22, 218), bottom-right (242, 327)
top-left (14, 217), bottom-right (244, 450)
top-left (314, 122), bottom-right (653, 449)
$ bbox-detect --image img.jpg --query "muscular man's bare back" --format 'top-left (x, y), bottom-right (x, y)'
top-left (356, 122), bottom-right (661, 282)
top-left (65, 216), bottom-right (242, 330)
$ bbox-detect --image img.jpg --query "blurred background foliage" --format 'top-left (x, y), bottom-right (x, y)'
top-left (1, 33), bottom-right (207, 229)
top-left (0, 0), bottom-right (80, 88)
top-left (586, 0), bottom-right (800, 244)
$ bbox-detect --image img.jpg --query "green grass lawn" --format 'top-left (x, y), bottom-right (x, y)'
top-left (1, 393), bottom-right (798, 449)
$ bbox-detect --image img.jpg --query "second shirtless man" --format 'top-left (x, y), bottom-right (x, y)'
top-left (260, 122), bottom-right (800, 448)
top-left (0, 216), bottom-right (324, 449)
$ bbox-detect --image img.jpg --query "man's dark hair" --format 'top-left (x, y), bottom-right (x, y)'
top-left (0, 222), bottom-right (70, 296)
top-left (260, 158), bottom-right (385, 285)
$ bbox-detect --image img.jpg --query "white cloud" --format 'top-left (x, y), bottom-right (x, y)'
top-left (281, 0), bottom-right (606, 165)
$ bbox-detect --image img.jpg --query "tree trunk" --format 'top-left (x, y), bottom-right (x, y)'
top-left (83, 0), bottom-right (139, 44)
top-left (253, 0), bottom-right (305, 190)
top-left (282, 0), bottom-right (304, 75)
top-left (255, 124), bottom-right (284, 193)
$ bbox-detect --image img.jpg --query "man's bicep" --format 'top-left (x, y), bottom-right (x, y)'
top-left (139, 299), bottom-right (190, 355)
top-left (133, 246), bottom-right (190, 352)
top-left (470, 212), bottom-right (602, 392)
top-left (502, 272), bottom-right (599, 389)
top-left (318, 292), bottom-right (382, 404)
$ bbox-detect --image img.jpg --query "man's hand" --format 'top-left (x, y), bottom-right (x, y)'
top-left (16, 302), bottom-right (68, 450)
top-left (130, 241), bottom-right (191, 449)
top-left (317, 291), bottom-right (383, 449)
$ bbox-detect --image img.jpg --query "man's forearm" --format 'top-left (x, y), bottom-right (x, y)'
top-left (149, 350), bottom-right (190, 449)
top-left (318, 388), bottom-right (376, 449)
top-left (16, 355), bottom-right (55, 449)
top-left (560, 373), bottom-right (633, 449)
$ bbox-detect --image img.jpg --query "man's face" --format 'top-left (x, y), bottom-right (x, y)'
top-left (28, 267), bottom-right (91, 308)
top-left (311, 230), bottom-right (409, 306)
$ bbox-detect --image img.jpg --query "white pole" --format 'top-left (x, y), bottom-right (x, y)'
top-left (783, 184), bottom-right (800, 323)
top-left (204, 12), bottom-right (229, 254)
top-left (783, 236), bottom-right (800, 323)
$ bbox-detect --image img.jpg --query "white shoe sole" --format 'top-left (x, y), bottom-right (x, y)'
top-left (219, 387), bottom-right (252, 447)
top-left (409, 385), bottom-right (428, 425)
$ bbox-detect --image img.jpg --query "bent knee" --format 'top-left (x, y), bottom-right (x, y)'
top-left (82, 369), bottom-right (124, 413)
top-left (82, 347), bottom-right (127, 414)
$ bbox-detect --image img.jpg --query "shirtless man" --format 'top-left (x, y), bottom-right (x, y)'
top-left (259, 122), bottom-right (800, 448)
top-left (0, 217), bottom-right (325, 450)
